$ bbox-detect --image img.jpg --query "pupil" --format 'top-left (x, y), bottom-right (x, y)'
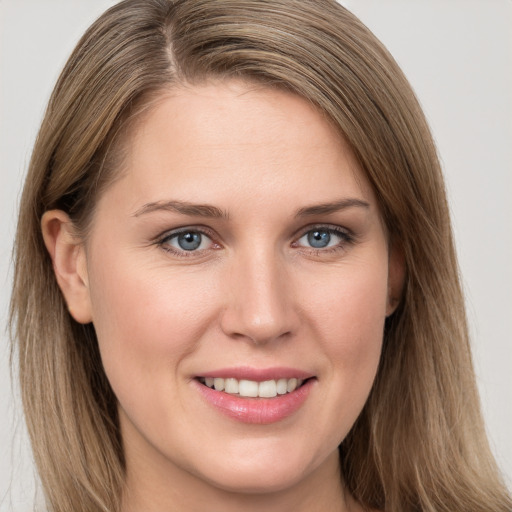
top-left (178, 232), bottom-right (201, 251)
top-left (308, 230), bottom-right (330, 248)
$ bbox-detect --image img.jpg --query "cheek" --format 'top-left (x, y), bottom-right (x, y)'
top-left (335, 274), bottom-right (386, 376)
top-left (304, 256), bottom-right (388, 349)
top-left (87, 253), bottom-right (220, 394)
top-left (300, 256), bottom-right (388, 425)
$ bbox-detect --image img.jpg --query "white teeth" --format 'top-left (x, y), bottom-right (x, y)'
top-left (258, 380), bottom-right (277, 398)
top-left (238, 379), bottom-right (259, 397)
top-left (202, 377), bottom-right (307, 397)
top-left (287, 378), bottom-right (298, 392)
top-left (224, 378), bottom-right (239, 394)
top-left (213, 378), bottom-right (225, 391)
top-left (276, 378), bottom-right (288, 395)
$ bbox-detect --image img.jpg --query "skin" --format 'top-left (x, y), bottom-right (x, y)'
top-left (43, 80), bottom-right (402, 512)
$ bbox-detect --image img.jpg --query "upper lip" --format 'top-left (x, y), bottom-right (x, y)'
top-left (197, 366), bottom-right (315, 382)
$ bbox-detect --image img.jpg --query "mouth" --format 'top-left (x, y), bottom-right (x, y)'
top-left (192, 367), bottom-right (317, 425)
top-left (196, 376), bottom-right (310, 398)
top-left (193, 367), bottom-right (316, 423)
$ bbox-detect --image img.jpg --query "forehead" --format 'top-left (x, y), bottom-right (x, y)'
top-left (96, 80), bottom-right (376, 220)
top-left (131, 82), bottom-right (368, 187)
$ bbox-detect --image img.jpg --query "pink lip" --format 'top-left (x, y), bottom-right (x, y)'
top-left (193, 369), bottom-right (315, 425)
top-left (198, 366), bottom-right (314, 381)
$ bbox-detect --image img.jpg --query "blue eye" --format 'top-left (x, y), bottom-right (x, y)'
top-left (307, 230), bottom-right (331, 248)
top-left (176, 232), bottom-right (202, 251)
top-left (297, 227), bottom-right (349, 250)
top-left (162, 230), bottom-right (213, 253)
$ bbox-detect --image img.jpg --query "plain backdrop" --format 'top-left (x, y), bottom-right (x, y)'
top-left (1, 1), bottom-right (511, 510)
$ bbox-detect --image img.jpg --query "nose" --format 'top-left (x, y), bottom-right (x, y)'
top-left (219, 246), bottom-right (299, 345)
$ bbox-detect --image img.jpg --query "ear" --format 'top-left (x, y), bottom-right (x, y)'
top-left (386, 242), bottom-right (406, 317)
top-left (41, 210), bottom-right (93, 324)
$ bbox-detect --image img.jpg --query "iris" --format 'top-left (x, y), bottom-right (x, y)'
top-left (177, 232), bottom-right (202, 251)
top-left (308, 230), bottom-right (331, 248)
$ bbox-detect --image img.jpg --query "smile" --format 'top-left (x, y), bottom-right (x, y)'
top-left (194, 370), bottom-right (315, 424)
top-left (197, 377), bottom-right (306, 398)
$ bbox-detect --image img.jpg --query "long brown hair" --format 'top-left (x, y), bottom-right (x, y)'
top-left (10, 1), bottom-right (511, 511)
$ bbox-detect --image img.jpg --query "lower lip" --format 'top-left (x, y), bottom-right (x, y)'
top-left (194, 379), bottom-right (314, 424)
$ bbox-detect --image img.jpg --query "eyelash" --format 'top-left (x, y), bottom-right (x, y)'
top-left (156, 226), bottom-right (219, 258)
top-left (155, 224), bottom-right (355, 258)
top-left (293, 225), bottom-right (355, 255)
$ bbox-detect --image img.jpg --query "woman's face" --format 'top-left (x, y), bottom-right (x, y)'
top-left (67, 81), bottom-right (401, 501)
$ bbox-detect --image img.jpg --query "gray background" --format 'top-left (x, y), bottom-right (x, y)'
top-left (1, 1), bottom-right (511, 509)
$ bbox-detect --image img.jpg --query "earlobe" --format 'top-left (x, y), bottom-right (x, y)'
top-left (386, 242), bottom-right (406, 317)
top-left (41, 210), bottom-right (93, 324)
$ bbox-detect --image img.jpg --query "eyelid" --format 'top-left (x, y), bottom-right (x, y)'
top-left (292, 224), bottom-right (356, 253)
top-left (153, 223), bottom-right (355, 257)
top-left (155, 225), bottom-right (221, 256)
top-left (156, 224), bottom-right (218, 241)
top-left (293, 223), bottom-right (354, 241)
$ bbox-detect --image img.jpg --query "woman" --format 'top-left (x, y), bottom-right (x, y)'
top-left (9, 0), bottom-right (512, 511)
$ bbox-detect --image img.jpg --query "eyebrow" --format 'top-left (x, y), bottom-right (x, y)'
top-left (295, 198), bottom-right (370, 217)
top-left (133, 200), bottom-right (229, 219)
top-left (133, 197), bottom-right (370, 219)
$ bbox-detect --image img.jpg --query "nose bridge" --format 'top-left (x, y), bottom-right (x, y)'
top-left (221, 242), bottom-right (296, 344)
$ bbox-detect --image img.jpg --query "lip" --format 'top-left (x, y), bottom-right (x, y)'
top-left (198, 366), bottom-right (314, 381)
top-left (193, 367), bottom-right (316, 424)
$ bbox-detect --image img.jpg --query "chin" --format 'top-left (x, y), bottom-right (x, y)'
top-left (204, 467), bottom-right (304, 495)
top-left (194, 444), bottom-right (332, 496)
